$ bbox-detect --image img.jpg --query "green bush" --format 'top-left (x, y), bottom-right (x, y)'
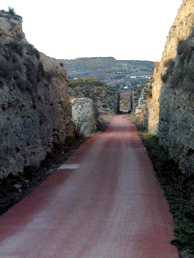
top-left (6, 41), bottom-right (23, 56)
top-left (177, 40), bottom-right (189, 56)
top-left (0, 58), bottom-right (13, 78)
top-left (170, 70), bottom-right (184, 88)
top-left (69, 77), bottom-right (105, 88)
top-left (161, 73), bottom-right (168, 83)
top-left (8, 6), bottom-right (16, 15)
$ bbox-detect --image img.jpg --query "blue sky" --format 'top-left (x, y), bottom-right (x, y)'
top-left (1, 0), bottom-right (183, 61)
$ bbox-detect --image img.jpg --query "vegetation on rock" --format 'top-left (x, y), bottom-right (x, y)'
top-left (0, 11), bottom-right (73, 178)
top-left (68, 77), bottom-right (119, 115)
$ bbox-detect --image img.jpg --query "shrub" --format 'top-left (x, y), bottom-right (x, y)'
top-left (69, 77), bottom-right (105, 88)
top-left (177, 40), bottom-right (189, 56)
top-left (183, 76), bottom-right (194, 92)
top-left (187, 67), bottom-right (194, 82)
top-left (0, 58), bottom-right (13, 79)
top-left (11, 53), bottom-right (20, 64)
top-left (161, 73), bottom-right (168, 83)
top-left (24, 60), bottom-right (36, 85)
top-left (185, 46), bottom-right (194, 63)
top-left (163, 58), bottom-right (173, 67)
top-left (168, 59), bottom-right (175, 71)
top-left (6, 41), bottom-right (23, 56)
top-left (24, 58), bottom-right (41, 88)
top-left (8, 6), bottom-right (16, 15)
top-left (36, 63), bottom-right (45, 82)
top-left (170, 70), bottom-right (184, 88)
top-left (25, 44), bottom-right (40, 60)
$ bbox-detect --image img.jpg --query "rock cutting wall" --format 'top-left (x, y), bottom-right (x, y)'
top-left (146, 0), bottom-right (194, 174)
top-left (0, 11), bottom-right (73, 178)
top-left (159, 29), bottom-right (194, 174)
top-left (148, 0), bottom-right (194, 135)
top-left (133, 79), bottom-right (152, 127)
top-left (130, 85), bottom-right (144, 113)
top-left (68, 78), bottom-right (119, 115)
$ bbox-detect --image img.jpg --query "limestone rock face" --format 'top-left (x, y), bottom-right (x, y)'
top-left (0, 11), bottom-right (25, 43)
top-left (71, 98), bottom-right (96, 136)
top-left (0, 11), bottom-right (73, 178)
top-left (158, 28), bottom-right (194, 174)
top-left (130, 85), bottom-right (144, 113)
top-left (130, 79), bottom-right (152, 127)
top-left (135, 79), bottom-right (152, 127)
top-left (148, 0), bottom-right (194, 134)
top-left (68, 78), bottom-right (119, 115)
top-left (146, 0), bottom-right (194, 174)
top-left (135, 79), bottom-right (152, 116)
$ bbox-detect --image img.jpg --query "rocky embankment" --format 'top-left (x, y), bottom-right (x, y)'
top-left (0, 11), bottom-right (73, 178)
top-left (68, 77), bottom-right (119, 113)
top-left (71, 98), bottom-right (96, 136)
top-left (68, 78), bottom-right (119, 133)
top-left (131, 0), bottom-right (194, 174)
top-left (131, 78), bottom-right (152, 127)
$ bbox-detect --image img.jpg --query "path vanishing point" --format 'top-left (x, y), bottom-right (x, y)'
top-left (0, 115), bottom-right (178, 258)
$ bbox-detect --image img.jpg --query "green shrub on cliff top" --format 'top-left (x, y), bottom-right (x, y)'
top-left (8, 6), bottom-right (16, 15)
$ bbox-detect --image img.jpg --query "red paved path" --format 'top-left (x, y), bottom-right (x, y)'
top-left (0, 115), bottom-right (178, 258)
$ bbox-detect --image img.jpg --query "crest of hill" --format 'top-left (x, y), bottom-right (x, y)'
top-left (58, 57), bottom-right (154, 90)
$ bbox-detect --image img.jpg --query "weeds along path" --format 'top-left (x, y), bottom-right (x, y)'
top-left (0, 115), bottom-right (178, 258)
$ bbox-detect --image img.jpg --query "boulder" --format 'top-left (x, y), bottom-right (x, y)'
top-left (71, 98), bottom-right (96, 136)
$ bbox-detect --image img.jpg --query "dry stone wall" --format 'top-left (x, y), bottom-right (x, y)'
top-left (0, 11), bottom-right (73, 178)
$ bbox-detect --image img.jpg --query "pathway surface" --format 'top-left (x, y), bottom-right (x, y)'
top-left (0, 115), bottom-right (178, 258)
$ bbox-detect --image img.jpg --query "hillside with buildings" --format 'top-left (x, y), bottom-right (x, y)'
top-left (58, 57), bottom-right (154, 92)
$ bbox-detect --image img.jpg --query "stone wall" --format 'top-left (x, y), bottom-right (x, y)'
top-left (0, 11), bottom-right (73, 178)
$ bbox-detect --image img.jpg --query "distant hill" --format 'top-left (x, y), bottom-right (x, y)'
top-left (57, 57), bottom-right (154, 92)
